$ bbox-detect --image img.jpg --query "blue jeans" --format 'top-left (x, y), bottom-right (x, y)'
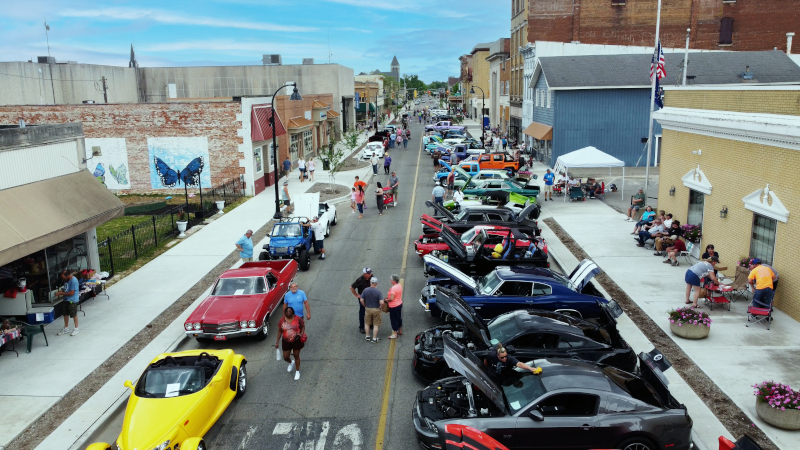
top-left (752, 288), bottom-right (775, 309)
top-left (389, 140), bottom-right (394, 148)
top-left (357, 203), bottom-right (364, 214)
top-left (637, 231), bottom-right (653, 245)
top-left (434, 197), bottom-right (444, 207)
top-left (403, 139), bottom-right (408, 148)
top-left (389, 304), bottom-right (403, 331)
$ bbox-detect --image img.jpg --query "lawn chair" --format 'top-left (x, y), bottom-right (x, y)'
top-left (745, 300), bottom-right (772, 330)
top-left (679, 242), bottom-right (695, 265)
top-left (552, 185), bottom-right (564, 196)
top-left (2, 317), bottom-right (48, 353)
top-left (704, 285), bottom-right (731, 311)
top-left (569, 186), bottom-right (585, 202)
top-left (725, 271), bottom-right (750, 302)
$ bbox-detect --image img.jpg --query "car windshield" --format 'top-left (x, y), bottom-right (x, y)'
top-left (139, 366), bottom-right (205, 398)
top-left (507, 180), bottom-right (524, 189)
top-left (272, 223), bottom-right (302, 237)
top-left (501, 372), bottom-right (548, 413)
top-left (547, 271), bottom-right (576, 291)
top-left (212, 277), bottom-right (267, 296)
top-left (478, 271), bottom-right (502, 295)
top-left (460, 228), bottom-right (477, 244)
top-left (487, 313), bottom-right (522, 344)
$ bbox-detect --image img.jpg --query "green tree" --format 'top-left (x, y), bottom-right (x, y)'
top-left (326, 131), bottom-right (358, 191)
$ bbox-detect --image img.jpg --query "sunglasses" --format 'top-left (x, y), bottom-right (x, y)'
top-left (498, 355), bottom-right (508, 360)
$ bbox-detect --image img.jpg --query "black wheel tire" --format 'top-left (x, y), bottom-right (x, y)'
top-left (258, 251), bottom-right (270, 261)
top-left (298, 250), bottom-right (310, 271)
top-left (325, 222), bottom-right (331, 237)
top-left (617, 436), bottom-right (656, 450)
top-left (196, 440), bottom-right (207, 450)
top-left (331, 212), bottom-right (337, 225)
top-left (235, 362), bottom-right (247, 398)
top-left (254, 317), bottom-right (268, 341)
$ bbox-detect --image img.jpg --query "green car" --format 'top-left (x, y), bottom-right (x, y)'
top-left (462, 178), bottom-right (540, 198)
top-left (443, 191), bottom-right (536, 211)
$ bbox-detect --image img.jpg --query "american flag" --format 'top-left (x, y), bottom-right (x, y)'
top-left (650, 40), bottom-right (666, 80)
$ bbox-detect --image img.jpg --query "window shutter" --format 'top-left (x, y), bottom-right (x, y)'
top-left (547, 90), bottom-right (552, 108)
top-left (719, 17), bottom-right (734, 45)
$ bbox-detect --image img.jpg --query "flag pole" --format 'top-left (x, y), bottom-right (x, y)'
top-left (644, 0), bottom-right (662, 199)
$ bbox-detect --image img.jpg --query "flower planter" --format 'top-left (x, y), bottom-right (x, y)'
top-left (756, 399), bottom-right (800, 430)
top-left (176, 221), bottom-right (188, 238)
top-left (669, 321), bottom-right (710, 339)
top-left (215, 200), bottom-right (225, 215)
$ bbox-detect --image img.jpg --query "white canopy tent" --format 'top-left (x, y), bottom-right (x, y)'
top-left (553, 146), bottom-right (626, 202)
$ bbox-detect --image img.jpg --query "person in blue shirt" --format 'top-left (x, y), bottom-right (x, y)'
top-left (542, 169), bottom-right (555, 201)
top-left (283, 282), bottom-right (310, 319)
top-left (235, 230), bottom-right (254, 262)
top-left (55, 270), bottom-right (81, 336)
top-left (631, 206), bottom-right (656, 235)
top-left (282, 157), bottom-right (292, 180)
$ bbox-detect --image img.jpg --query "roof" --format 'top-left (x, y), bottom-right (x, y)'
top-left (471, 42), bottom-right (492, 55)
top-left (220, 266), bottom-right (275, 278)
top-left (537, 50), bottom-right (800, 90)
top-left (513, 312), bottom-right (586, 336)
top-left (495, 266), bottom-right (567, 284)
top-left (287, 117), bottom-right (313, 129)
top-left (391, 55), bottom-right (399, 66)
top-left (312, 100), bottom-right (329, 109)
top-left (555, 146), bottom-right (625, 169)
top-left (326, 109), bottom-right (340, 118)
top-left (251, 104), bottom-right (286, 141)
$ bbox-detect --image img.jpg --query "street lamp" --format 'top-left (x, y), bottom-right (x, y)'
top-left (470, 86), bottom-right (485, 145)
top-left (270, 83), bottom-right (303, 220)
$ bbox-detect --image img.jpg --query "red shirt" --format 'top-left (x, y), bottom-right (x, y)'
top-left (672, 239), bottom-right (687, 252)
top-left (279, 316), bottom-right (304, 342)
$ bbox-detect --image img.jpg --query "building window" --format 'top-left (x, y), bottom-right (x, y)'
top-left (719, 17), bottom-right (734, 45)
top-left (290, 134), bottom-right (299, 160)
top-left (750, 214), bottom-right (777, 265)
top-left (547, 90), bottom-right (552, 108)
top-left (303, 130), bottom-right (313, 156)
top-left (254, 146), bottom-right (263, 173)
top-left (687, 189), bottom-right (705, 230)
top-left (611, 0), bottom-right (626, 5)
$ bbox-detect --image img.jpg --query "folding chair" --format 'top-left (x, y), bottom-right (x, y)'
top-left (552, 185), bottom-right (563, 197)
top-left (704, 286), bottom-right (731, 311)
top-left (745, 301), bottom-right (772, 330)
top-left (679, 242), bottom-right (695, 264)
top-left (569, 186), bottom-right (585, 202)
top-left (725, 271), bottom-right (750, 302)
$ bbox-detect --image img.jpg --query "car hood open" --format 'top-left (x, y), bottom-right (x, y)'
top-left (518, 200), bottom-right (540, 221)
top-left (443, 335), bottom-right (508, 414)
top-left (440, 226), bottom-right (469, 261)
top-left (423, 255), bottom-right (477, 291)
top-left (425, 200), bottom-right (456, 221)
top-left (293, 193), bottom-right (320, 220)
top-left (435, 287), bottom-right (490, 347)
top-left (568, 259), bottom-right (602, 292)
top-left (638, 349), bottom-right (677, 408)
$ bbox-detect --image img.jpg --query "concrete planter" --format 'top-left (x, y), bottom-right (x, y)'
top-left (756, 399), bottom-right (800, 430)
top-left (176, 221), bottom-right (188, 238)
top-left (215, 200), bottom-right (225, 214)
top-left (669, 321), bottom-right (710, 339)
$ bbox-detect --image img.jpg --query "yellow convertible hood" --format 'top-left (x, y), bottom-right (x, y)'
top-left (119, 392), bottom-right (203, 449)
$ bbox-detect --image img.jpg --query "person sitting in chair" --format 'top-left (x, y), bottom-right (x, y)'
top-left (589, 180), bottom-right (603, 198)
top-left (654, 220), bottom-right (682, 255)
top-left (631, 206), bottom-right (656, 235)
top-left (637, 218), bottom-right (664, 247)
top-left (662, 236), bottom-right (687, 267)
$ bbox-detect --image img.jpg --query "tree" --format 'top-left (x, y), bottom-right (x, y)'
top-left (427, 80), bottom-right (447, 91)
top-left (325, 131), bottom-right (358, 191)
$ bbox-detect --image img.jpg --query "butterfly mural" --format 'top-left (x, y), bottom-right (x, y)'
top-left (93, 163), bottom-right (106, 186)
top-left (153, 156), bottom-right (204, 188)
top-left (108, 164), bottom-right (128, 185)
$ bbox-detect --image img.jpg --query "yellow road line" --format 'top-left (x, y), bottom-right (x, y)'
top-left (375, 131), bottom-right (424, 450)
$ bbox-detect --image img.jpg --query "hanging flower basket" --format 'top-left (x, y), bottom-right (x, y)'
top-left (668, 307), bottom-right (711, 339)
top-left (753, 381), bottom-right (800, 430)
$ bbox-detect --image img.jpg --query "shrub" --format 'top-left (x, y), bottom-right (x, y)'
top-left (668, 307), bottom-right (712, 327)
top-left (753, 381), bottom-right (800, 410)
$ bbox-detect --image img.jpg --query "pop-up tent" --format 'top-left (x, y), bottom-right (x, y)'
top-left (553, 146), bottom-right (626, 202)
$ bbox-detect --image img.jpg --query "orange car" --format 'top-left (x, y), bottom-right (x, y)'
top-left (478, 153), bottom-right (519, 172)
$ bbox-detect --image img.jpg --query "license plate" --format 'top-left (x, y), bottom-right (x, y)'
top-left (213, 335), bottom-right (227, 341)
top-left (275, 247), bottom-right (288, 253)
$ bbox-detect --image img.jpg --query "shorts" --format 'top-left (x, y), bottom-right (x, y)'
top-left (299, 168), bottom-right (306, 173)
top-left (63, 301), bottom-right (78, 318)
top-left (313, 240), bottom-right (324, 252)
top-left (447, 183), bottom-right (455, 191)
top-left (543, 184), bottom-right (553, 194)
top-left (281, 337), bottom-right (305, 351)
top-left (631, 205), bottom-right (642, 211)
top-left (241, 257), bottom-right (253, 262)
top-left (283, 200), bottom-right (291, 206)
top-left (365, 308), bottom-right (382, 327)
top-left (685, 270), bottom-right (702, 287)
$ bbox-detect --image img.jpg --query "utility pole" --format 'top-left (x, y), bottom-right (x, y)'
top-left (45, 20), bottom-right (56, 104)
top-left (101, 76), bottom-right (108, 103)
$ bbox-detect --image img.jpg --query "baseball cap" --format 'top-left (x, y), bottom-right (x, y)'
top-left (363, 267), bottom-right (372, 274)
top-left (370, 277), bottom-right (378, 284)
top-left (751, 258), bottom-right (761, 265)
top-left (669, 235), bottom-right (678, 240)
top-left (283, 180), bottom-right (289, 185)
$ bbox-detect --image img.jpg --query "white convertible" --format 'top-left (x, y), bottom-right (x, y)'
top-left (293, 193), bottom-right (337, 237)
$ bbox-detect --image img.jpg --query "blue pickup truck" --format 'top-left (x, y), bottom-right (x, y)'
top-left (433, 160), bottom-right (480, 184)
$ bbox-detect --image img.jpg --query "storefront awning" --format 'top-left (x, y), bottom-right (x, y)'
top-left (312, 100), bottom-right (330, 109)
top-left (252, 104), bottom-right (287, 142)
top-left (0, 171), bottom-right (125, 266)
top-left (523, 121), bottom-right (553, 140)
top-left (287, 117), bottom-right (314, 132)
top-left (326, 110), bottom-right (341, 120)
top-left (356, 103), bottom-right (376, 113)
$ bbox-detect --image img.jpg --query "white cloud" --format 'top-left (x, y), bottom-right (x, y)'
top-left (59, 7), bottom-right (318, 33)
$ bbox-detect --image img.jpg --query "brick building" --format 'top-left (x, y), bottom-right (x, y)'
top-left (0, 93), bottom-right (336, 196)
top-left (654, 86), bottom-right (800, 321)
top-left (510, 0), bottom-right (530, 141)
top-left (527, 0), bottom-right (799, 52)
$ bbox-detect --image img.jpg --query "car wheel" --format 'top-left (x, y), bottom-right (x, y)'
top-left (236, 362), bottom-right (247, 398)
top-left (618, 437), bottom-right (656, 450)
top-left (298, 250), bottom-right (310, 271)
top-left (258, 251), bottom-right (270, 261)
top-left (254, 316), bottom-right (269, 341)
top-left (331, 212), bottom-right (337, 226)
top-left (325, 222), bottom-right (331, 237)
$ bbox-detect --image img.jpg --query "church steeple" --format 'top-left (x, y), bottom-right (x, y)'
top-left (390, 55), bottom-right (399, 81)
top-left (129, 44), bottom-right (139, 69)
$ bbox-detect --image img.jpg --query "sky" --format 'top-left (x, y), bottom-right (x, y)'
top-left (0, 0), bottom-right (511, 84)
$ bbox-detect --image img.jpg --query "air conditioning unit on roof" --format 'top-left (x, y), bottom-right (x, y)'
top-left (262, 54), bottom-right (282, 65)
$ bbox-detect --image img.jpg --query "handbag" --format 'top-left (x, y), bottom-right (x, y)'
top-left (381, 301), bottom-right (390, 313)
top-left (300, 333), bottom-right (308, 343)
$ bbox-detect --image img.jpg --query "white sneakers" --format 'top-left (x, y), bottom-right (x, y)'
top-left (294, 371), bottom-right (300, 381)
top-left (287, 360), bottom-right (295, 372)
top-left (393, 201), bottom-right (397, 207)
top-left (57, 328), bottom-right (71, 336)
top-left (71, 328), bottom-right (80, 336)
top-left (627, 218), bottom-right (634, 222)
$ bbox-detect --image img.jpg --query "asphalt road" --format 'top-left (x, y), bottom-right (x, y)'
top-left (92, 107), bottom-right (442, 450)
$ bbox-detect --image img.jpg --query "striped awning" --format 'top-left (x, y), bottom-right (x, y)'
top-left (251, 104), bottom-right (287, 142)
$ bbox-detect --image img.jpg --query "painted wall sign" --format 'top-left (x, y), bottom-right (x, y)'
top-left (84, 138), bottom-right (131, 189)
top-left (147, 137), bottom-right (211, 189)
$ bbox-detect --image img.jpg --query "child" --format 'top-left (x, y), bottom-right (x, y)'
top-left (350, 187), bottom-right (357, 214)
top-left (356, 186), bottom-right (365, 219)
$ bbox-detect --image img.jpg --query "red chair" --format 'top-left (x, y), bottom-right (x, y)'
top-left (705, 284), bottom-right (731, 311)
top-left (746, 302), bottom-right (772, 330)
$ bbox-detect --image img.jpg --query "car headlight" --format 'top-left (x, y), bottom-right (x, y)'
top-left (184, 323), bottom-right (193, 331)
top-left (240, 321), bottom-right (248, 328)
top-left (270, 248), bottom-right (276, 253)
top-left (288, 246), bottom-right (295, 253)
top-left (152, 440), bottom-right (171, 450)
top-left (193, 323), bottom-right (201, 330)
top-left (248, 320), bottom-right (256, 328)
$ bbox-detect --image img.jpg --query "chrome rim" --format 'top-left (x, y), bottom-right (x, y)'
top-left (327, 224), bottom-right (331, 235)
top-left (261, 321), bottom-right (268, 336)
top-left (238, 365), bottom-right (246, 391)
top-left (623, 443), bottom-right (650, 450)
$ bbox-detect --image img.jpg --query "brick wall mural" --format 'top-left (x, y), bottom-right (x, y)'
top-left (147, 137), bottom-right (211, 189)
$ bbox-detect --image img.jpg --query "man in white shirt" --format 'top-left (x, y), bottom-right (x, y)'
top-left (567, 176), bottom-right (579, 187)
top-left (370, 154), bottom-right (379, 176)
top-left (302, 217), bottom-right (327, 260)
top-left (662, 213), bottom-right (674, 229)
top-left (637, 219), bottom-right (665, 247)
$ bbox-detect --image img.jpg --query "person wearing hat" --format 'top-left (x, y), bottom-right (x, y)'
top-left (301, 217), bottom-right (326, 260)
top-left (662, 236), bottom-right (687, 267)
top-left (748, 259), bottom-right (777, 309)
top-left (361, 277), bottom-right (384, 343)
top-left (350, 268), bottom-right (374, 333)
top-left (685, 257), bottom-right (719, 308)
top-left (280, 180), bottom-right (292, 215)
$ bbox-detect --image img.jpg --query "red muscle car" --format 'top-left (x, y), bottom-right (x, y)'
top-left (184, 261), bottom-right (298, 342)
top-left (414, 225), bottom-right (532, 258)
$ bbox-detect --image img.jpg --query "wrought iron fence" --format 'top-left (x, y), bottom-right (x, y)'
top-left (197, 178), bottom-right (245, 219)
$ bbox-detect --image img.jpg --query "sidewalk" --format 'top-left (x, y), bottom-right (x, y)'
top-left (528, 160), bottom-right (799, 449)
top-left (0, 136), bottom-right (373, 449)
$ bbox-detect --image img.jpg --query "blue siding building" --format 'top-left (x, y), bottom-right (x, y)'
top-left (524, 51), bottom-right (800, 168)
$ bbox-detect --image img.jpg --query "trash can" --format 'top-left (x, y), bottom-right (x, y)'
top-left (322, 159), bottom-right (330, 170)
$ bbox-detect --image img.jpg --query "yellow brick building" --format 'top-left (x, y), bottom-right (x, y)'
top-left (654, 86), bottom-right (800, 320)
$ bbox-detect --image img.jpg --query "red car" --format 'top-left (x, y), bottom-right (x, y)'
top-left (414, 225), bottom-right (532, 258)
top-left (184, 261), bottom-right (298, 342)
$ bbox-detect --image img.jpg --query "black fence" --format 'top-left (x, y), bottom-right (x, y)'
top-left (97, 177), bottom-right (246, 277)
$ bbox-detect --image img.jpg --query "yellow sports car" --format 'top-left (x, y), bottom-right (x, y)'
top-left (87, 349), bottom-right (247, 450)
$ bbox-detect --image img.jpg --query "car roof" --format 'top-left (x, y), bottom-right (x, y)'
top-left (461, 205), bottom-right (514, 213)
top-left (220, 267), bottom-right (273, 278)
top-left (511, 311), bottom-right (585, 335)
top-left (534, 358), bottom-right (613, 392)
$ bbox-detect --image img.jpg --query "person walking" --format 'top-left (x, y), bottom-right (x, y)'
top-left (55, 269), bottom-right (81, 336)
top-left (389, 130), bottom-right (396, 148)
top-left (283, 282), bottom-right (311, 319)
top-left (502, 137), bottom-right (508, 151)
top-left (282, 156), bottom-right (292, 180)
top-left (301, 217), bottom-right (327, 260)
top-left (280, 180), bottom-right (292, 216)
top-left (432, 182), bottom-right (445, 207)
top-left (388, 171), bottom-right (399, 207)
top-left (396, 133), bottom-right (403, 149)
top-left (234, 229), bottom-right (254, 262)
top-left (307, 157), bottom-right (316, 182)
top-left (275, 306), bottom-right (305, 381)
top-left (370, 153), bottom-right (379, 176)
top-left (402, 133), bottom-right (408, 149)
top-left (385, 274), bottom-right (403, 339)
top-left (297, 158), bottom-right (306, 182)
top-left (354, 175), bottom-right (367, 211)
top-left (383, 152), bottom-right (392, 175)
top-left (355, 185), bottom-right (365, 219)
top-left (375, 182), bottom-right (385, 216)
top-left (542, 169), bottom-right (555, 201)
top-left (350, 268), bottom-right (374, 333)
top-left (361, 277), bottom-right (384, 343)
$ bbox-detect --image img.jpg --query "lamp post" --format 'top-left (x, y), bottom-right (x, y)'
top-left (470, 86), bottom-right (485, 145)
top-left (270, 83), bottom-right (303, 220)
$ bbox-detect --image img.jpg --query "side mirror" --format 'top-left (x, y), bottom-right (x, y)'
top-left (529, 410), bottom-right (544, 422)
top-left (123, 380), bottom-right (133, 389)
top-left (505, 345), bottom-right (516, 354)
top-left (267, 232), bottom-right (272, 237)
